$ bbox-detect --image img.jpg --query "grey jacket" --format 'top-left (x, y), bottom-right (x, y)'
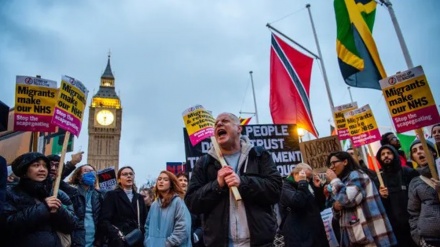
top-left (407, 165), bottom-right (440, 244)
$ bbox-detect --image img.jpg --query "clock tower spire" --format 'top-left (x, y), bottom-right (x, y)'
top-left (87, 54), bottom-right (122, 171)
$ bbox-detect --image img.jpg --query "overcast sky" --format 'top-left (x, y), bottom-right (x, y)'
top-left (1, 0), bottom-right (439, 185)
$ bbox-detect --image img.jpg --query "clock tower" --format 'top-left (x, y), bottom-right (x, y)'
top-left (87, 55), bottom-right (122, 171)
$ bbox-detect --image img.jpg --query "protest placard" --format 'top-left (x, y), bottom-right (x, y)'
top-left (51, 75), bottom-right (88, 198)
top-left (52, 75), bottom-right (89, 137)
top-left (182, 105), bottom-right (215, 146)
top-left (166, 162), bottom-right (186, 175)
top-left (14, 76), bottom-right (57, 132)
top-left (333, 102), bottom-right (358, 140)
top-left (299, 136), bottom-right (342, 172)
top-left (379, 66), bottom-right (440, 133)
top-left (97, 167), bottom-right (117, 191)
top-left (184, 124), bottom-right (301, 177)
top-left (344, 104), bottom-right (381, 148)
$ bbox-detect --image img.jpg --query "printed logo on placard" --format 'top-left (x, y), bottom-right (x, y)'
top-left (25, 77), bottom-right (33, 84)
top-left (388, 77), bottom-right (397, 85)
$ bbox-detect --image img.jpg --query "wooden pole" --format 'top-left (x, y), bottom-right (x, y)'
top-left (32, 132), bottom-right (39, 152)
top-left (210, 136), bottom-right (242, 201)
top-left (52, 131), bottom-right (70, 197)
top-left (415, 129), bottom-right (439, 180)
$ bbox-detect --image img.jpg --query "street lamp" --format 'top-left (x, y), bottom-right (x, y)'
top-left (297, 128), bottom-right (305, 142)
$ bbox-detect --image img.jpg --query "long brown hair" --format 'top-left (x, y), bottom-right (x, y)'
top-left (68, 164), bottom-right (99, 189)
top-left (117, 166), bottom-right (138, 191)
top-left (154, 170), bottom-right (184, 208)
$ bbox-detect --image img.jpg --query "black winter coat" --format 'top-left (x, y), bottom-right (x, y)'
top-left (1, 185), bottom-right (77, 247)
top-left (63, 185), bottom-right (103, 247)
top-left (279, 179), bottom-right (329, 247)
top-left (100, 188), bottom-right (146, 247)
top-left (377, 145), bottom-right (419, 247)
top-left (185, 145), bottom-right (282, 247)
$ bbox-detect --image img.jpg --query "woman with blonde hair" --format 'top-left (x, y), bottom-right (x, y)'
top-left (144, 170), bottom-right (192, 247)
top-left (279, 163), bottom-right (328, 247)
top-left (101, 166), bottom-right (146, 247)
top-left (63, 164), bottom-right (103, 246)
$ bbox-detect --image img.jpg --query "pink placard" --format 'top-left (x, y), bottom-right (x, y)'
top-left (14, 114), bottom-right (56, 132)
top-left (51, 107), bottom-right (82, 137)
top-left (188, 127), bottom-right (214, 146)
top-left (351, 129), bottom-right (381, 148)
top-left (393, 105), bottom-right (440, 133)
top-left (337, 128), bottom-right (350, 140)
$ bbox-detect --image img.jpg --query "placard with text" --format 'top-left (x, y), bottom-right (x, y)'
top-left (184, 124), bottom-right (301, 177)
top-left (333, 102), bottom-right (358, 140)
top-left (51, 75), bottom-right (88, 136)
top-left (182, 105), bottom-right (215, 146)
top-left (379, 66), bottom-right (440, 133)
top-left (14, 76), bottom-right (57, 132)
top-left (299, 136), bottom-right (342, 172)
top-left (344, 104), bottom-right (380, 147)
top-left (97, 167), bottom-right (117, 191)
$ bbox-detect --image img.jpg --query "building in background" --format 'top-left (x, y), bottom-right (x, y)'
top-left (87, 55), bottom-right (122, 171)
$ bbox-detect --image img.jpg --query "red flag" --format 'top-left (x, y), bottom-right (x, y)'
top-left (239, 117), bottom-right (252, 125)
top-left (270, 33), bottom-right (319, 137)
top-left (330, 125), bottom-right (337, 136)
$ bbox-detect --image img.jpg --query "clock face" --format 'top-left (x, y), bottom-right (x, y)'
top-left (96, 109), bottom-right (115, 126)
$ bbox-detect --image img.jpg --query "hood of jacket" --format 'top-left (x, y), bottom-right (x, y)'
top-left (208, 135), bottom-right (253, 173)
top-left (376, 145), bottom-right (401, 173)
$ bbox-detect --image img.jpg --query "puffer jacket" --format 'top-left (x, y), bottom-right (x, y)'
top-left (63, 185), bottom-right (103, 247)
top-left (408, 165), bottom-right (440, 245)
top-left (185, 137), bottom-right (282, 247)
top-left (2, 185), bottom-right (77, 247)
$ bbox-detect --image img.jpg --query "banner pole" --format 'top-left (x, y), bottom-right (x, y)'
top-left (415, 129), bottom-right (439, 179)
top-left (380, 0), bottom-right (414, 69)
top-left (52, 131), bottom-right (70, 198)
top-left (305, 4), bottom-right (335, 112)
top-left (32, 132), bottom-right (39, 152)
top-left (210, 136), bottom-right (242, 201)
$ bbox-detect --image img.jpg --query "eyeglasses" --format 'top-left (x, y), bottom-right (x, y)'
top-left (327, 160), bottom-right (342, 169)
top-left (121, 172), bottom-right (134, 177)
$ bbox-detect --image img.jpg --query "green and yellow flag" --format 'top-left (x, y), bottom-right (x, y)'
top-left (334, 0), bottom-right (386, 90)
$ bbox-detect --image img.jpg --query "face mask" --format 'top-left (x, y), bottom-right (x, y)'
top-left (81, 172), bottom-right (96, 186)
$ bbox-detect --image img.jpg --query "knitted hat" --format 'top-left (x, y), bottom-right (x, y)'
top-left (409, 139), bottom-right (437, 160)
top-left (11, 152), bottom-right (50, 177)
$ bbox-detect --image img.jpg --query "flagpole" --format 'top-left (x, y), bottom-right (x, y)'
top-left (380, 0), bottom-right (414, 68)
top-left (347, 87), bottom-right (354, 103)
top-left (305, 4), bottom-right (335, 112)
top-left (266, 23), bottom-right (319, 59)
top-left (381, 0), bottom-right (439, 190)
top-left (249, 71), bottom-right (259, 124)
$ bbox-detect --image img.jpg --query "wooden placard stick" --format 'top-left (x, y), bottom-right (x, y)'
top-left (52, 131), bottom-right (70, 197)
top-left (210, 136), bottom-right (242, 201)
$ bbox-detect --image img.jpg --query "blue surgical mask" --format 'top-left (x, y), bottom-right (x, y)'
top-left (81, 172), bottom-right (96, 186)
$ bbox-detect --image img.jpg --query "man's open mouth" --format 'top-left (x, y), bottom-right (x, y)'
top-left (217, 129), bottom-right (227, 137)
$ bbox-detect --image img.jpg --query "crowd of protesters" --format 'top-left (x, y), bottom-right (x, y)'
top-left (0, 114), bottom-right (439, 247)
